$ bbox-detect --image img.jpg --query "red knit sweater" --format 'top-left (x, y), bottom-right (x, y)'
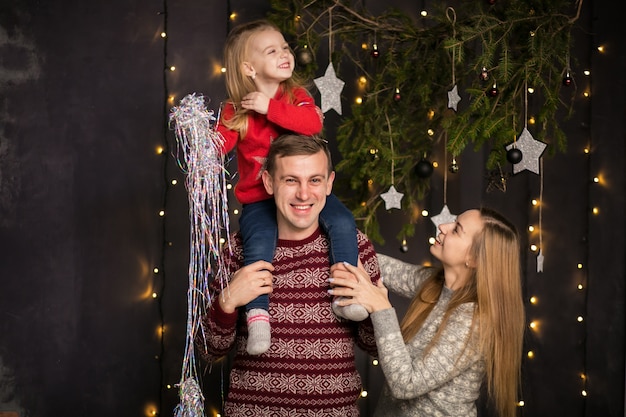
top-left (217, 87), bottom-right (323, 205)
top-left (198, 228), bottom-right (380, 416)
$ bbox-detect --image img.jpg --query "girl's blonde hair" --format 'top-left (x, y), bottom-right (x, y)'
top-left (399, 207), bottom-right (525, 417)
top-left (222, 20), bottom-right (305, 137)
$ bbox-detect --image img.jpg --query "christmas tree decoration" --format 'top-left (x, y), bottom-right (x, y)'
top-left (296, 45), bottom-right (314, 66)
top-left (447, 84), bottom-right (461, 111)
top-left (562, 71), bottom-right (573, 86)
top-left (380, 185), bottom-right (404, 210)
top-left (487, 83), bottom-right (499, 97)
top-left (415, 159), bottom-right (434, 178)
top-left (506, 147), bottom-right (523, 164)
top-left (371, 43), bottom-right (380, 58)
top-left (485, 165), bottom-right (509, 193)
top-left (393, 87), bottom-right (401, 102)
top-left (479, 66), bottom-right (489, 82)
top-left (169, 94), bottom-right (231, 417)
top-left (268, 1), bottom-right (581, 241)
top-left (314, 62), bottom-right (345, 114)
top-left (431, 204), bottom-right (457, 231)
top-left (537, 249), bottom-right (545, 272)
top-left (400, 239), bottom-right (409, 253)
top-left (449, 157), bottom-right (459, 173)
top-left (506, 128), bottom-right (547, 174)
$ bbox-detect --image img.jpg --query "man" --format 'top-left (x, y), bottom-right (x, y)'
top-left (197, 134), bottom-right (381, 416)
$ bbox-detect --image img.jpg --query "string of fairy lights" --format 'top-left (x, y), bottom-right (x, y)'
top-left (144, 1), bottom-right (602, 416)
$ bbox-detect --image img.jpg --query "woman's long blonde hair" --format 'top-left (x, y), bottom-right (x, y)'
top-left (399, 207), bottom-right (525, 417)
top-left (221, 19), bottom-right (304, 137)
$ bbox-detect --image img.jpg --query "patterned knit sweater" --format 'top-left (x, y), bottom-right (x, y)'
top-left (372, 254), bottom-right (485, 417)
top-left (197, 228), bottom-right (380, 417)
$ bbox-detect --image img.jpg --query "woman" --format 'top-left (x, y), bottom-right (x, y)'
top-left (329, 207), bottom-right (525, 417)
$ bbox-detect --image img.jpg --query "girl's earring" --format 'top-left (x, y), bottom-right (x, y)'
top-left (251, 74), bottom-right (256, 80)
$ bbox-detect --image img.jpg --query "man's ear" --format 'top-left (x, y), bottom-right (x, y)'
top-left (326, 171), bottom-right (335, 196)
top-left (262, 170), bottom-right (274, 195)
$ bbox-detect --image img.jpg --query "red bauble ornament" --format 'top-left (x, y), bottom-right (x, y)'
top-left (393, 88), bottom-right (401, 102)
top-left (487, 0), bottom-right (496, 4)
top-left (479, 67), bottom-right (489, 82)
top-left (371, 43), bottom-right (380, 58)
top-left (562, 73), bottom-right (573, 86)
top-left (487, 84), bottom-right (499, 97)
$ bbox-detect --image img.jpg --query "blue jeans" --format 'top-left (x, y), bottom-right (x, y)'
top-left (239, 194), bottom-right (358, 312)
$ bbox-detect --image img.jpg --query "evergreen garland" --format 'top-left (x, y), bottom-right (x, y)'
top-left (269, 0), bottom-right (583, 243)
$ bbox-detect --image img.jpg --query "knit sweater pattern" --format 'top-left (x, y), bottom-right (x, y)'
top-left (198, 228), bottom-right (380, 417)
top-left (372, 254), bottom-right (484, 417)
top-left (217, 87), bottom-right (323, 205)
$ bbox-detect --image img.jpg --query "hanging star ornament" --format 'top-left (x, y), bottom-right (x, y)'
top-left (447, 84), bottom-right (461, 111)
top-left (380, 185), bottom-right (404, 210)
top-left (505, 127), bottom-right (547, 175)
top-left (314, 63), bottom-right (345, 115)
top-left (431, 204), bottom-right (457, 231)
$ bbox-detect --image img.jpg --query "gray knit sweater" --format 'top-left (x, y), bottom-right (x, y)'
top-left (372, 254), bottom-right (485, 417)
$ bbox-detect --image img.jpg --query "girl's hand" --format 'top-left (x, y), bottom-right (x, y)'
top-left (328, 261), bottom-right (392, 313)
top-left (241, 92), bottom-right (270, 115)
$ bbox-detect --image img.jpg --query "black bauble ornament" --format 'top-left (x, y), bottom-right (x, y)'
top-left (449, 161), bottom-right (459, 174)
top-left (487, 85), bottom-right (499, 97)
top-left (506, 147), bottom-right (523, 164)
top-left (415, 159), bottom-right (434, 178)
top-left (296, 46), bottom-right (313, 66)
top-left (400, 243), bottom-right (409, 253)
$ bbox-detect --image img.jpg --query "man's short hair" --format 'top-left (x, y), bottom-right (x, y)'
top-left (265, 134), bottom-right (333, 175)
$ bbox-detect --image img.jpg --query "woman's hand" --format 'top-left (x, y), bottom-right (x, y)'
top-left (219, 260), bottom-right (274, 313)
top-left (329, 261), bottom-right (392, 313)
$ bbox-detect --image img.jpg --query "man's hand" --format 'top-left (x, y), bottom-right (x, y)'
top-left (219, 260), bottom-right (274, 313)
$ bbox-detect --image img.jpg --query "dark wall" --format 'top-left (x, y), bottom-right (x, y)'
top-left (0, 0), bottom-right (623, 417)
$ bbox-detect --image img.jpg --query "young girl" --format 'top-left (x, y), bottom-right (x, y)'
top-left (329, 207), bottom-right (525, 417)
top-left (217, 19), bottom-right (367, 355)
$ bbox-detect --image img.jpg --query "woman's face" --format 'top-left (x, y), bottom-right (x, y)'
top-left (430, 209), bottom-right (484, 269)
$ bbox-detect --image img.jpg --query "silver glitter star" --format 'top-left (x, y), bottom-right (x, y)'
top-left (505, 128), bottom-right (547, 175)
top-left (431, 204), bottom-right (457, 232)
top-left (537, 249), bottom-right (544, 273)
top-left (380, 185), bottom-right (404, 210)
top-left (314, 63), bottom-right (345, 115)
top-left (447, 84), bottom-right (461, 111)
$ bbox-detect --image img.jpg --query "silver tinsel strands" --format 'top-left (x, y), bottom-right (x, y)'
top-left (169, 93), bottom-right (231, 417)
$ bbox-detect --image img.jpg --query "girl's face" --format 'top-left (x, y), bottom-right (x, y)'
top-left (430, 209), bottom-right (483, 270)
top-left (244, 28), bottom-right (294, 85)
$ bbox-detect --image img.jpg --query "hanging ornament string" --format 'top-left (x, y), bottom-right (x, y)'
top-left (447, 7), bottom-right (456, 86)
top-left (431, 131), bottom-right (456, 230)
top-left (387, 113), bottom-right (395, 186)
top-left (446, 7), bottom-right (461, 111)
top-left (380, 113), bottom-right (404, 210)
top-left (537, 157), bottom-right (545, 272)
top-left (328, 6), bottom-right (333, 62)
top-left (314, 6), bottom-right (345, 115)
top-left (169, 93), bottom-right (232, 417)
